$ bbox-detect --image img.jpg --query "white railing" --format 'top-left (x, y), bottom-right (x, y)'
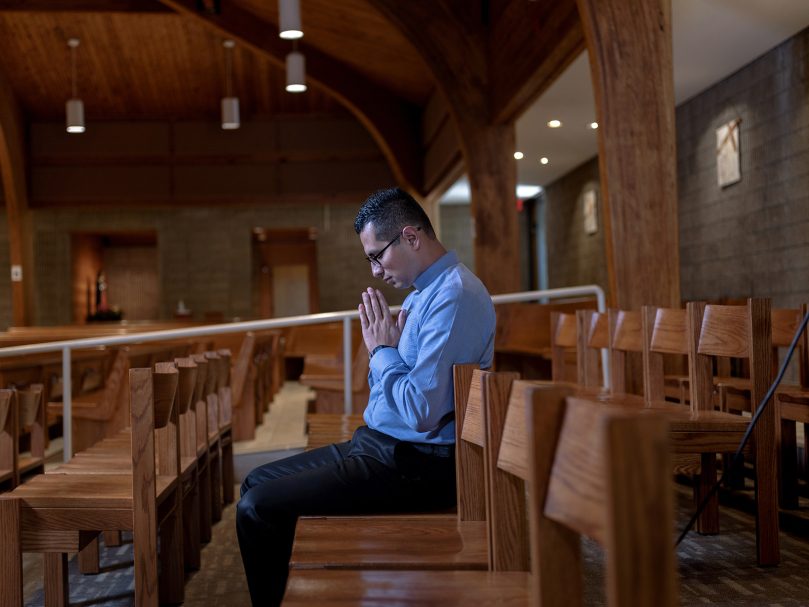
top-left (0, 284), bottom-right (605, 461)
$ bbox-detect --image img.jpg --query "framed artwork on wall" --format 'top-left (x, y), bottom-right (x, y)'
top-left (583, 188), bottom-right (598, 235)
top-left (716, 118), bottom-right (741, 187)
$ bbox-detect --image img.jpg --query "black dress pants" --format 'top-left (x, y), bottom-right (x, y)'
top-left (236, 425), bottom-right (457, 607)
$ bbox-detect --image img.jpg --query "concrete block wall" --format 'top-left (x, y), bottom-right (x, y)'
top-left (28, 202), bottom-right (404, 327)
top-left (543, 157), bottom-right (609, 296)
top-left (677, 26), bottom-right (809, 307)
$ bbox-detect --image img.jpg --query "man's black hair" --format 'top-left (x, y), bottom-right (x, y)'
top-left (354, 187), bottom-right (435, 240)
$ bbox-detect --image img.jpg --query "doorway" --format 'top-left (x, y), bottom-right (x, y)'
top-left (253, 228), bottom-right (320, 318)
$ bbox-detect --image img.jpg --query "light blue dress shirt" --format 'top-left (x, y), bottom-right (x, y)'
top-left (364, 251), bottom-right (495, 444)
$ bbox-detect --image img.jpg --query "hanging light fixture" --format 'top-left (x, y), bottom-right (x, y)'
top-left (286, 47), bottom-right (307, 93)
top-left (66, 38), bottom-right (85, 134)
top-left (278, 0), bottom-right (303, 39)
top-left (221, 39), bottom-right (240, 129)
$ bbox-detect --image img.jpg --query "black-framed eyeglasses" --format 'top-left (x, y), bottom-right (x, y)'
top-left (364, 227), bottom-right (421, 267)
top-left (365, 232), bottom-right (402, 267)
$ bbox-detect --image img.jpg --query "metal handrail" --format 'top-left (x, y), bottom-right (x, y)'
top-left (0, 284), bottom-right (605, 461)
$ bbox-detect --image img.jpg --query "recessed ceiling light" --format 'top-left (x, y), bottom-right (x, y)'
top-left (589, 122), bottom-right (599, 130)
top-left (540, 157), bottom-right (549, 165)
top-left (513, 151), bottom-right (524, 160)
top-left (547, 119), bottom-right (562, 128)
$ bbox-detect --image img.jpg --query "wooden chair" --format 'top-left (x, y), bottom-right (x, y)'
top-left (288, 366), bottom-right (510, 572)
top-left (640, 304), bottom-right (755, 539)
top-left (777, 303), bottom-right (809, 508)
top-left (589, 303), bottom-right (775, 563)
top-left (0, 364), bottom-right (183, 606)
top-left (0, 390), bottom-right (15, 492)
top-left (12, 384), bottom-right (45, 486)
top-left (215, 349), bottom-right (235, 505)
top-left (284, 383), bottom-right (677, 607)
top-left (687, 299), bottom-right (778, 565)
top-left (191, 352), bottom-right (214, 544)
top-left (203, 351), bottom-right (224, 524)
top-left (299, 342), bottom-right (371, 414)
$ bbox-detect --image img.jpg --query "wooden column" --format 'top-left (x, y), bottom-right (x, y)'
top-left (370, 1), bottom-right (520, 294)
top-left (0, 67), bottom-right (32, 326)
top-left (576, 0), bottom-right (680, 308)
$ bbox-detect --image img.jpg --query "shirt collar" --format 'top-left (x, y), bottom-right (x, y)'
top-left (413, 251), bottom-right (458, 292)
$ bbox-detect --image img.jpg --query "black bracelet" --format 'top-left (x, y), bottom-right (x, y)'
top-left (370, 344), bottom-right (392, 358)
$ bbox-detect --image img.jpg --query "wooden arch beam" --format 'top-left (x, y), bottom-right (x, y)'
top-left (371, 0), bottom-right (581, 293)
top-left (0, 67), bottom-right (32, 326)
top-left (576, 0), bottom-right (680, 310)
top-left (488, 0), bottom-right (585, 125)
top-left (158, 0), bottom-right (423, 194)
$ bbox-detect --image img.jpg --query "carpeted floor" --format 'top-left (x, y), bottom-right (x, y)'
top-left (19, 483), bottom-right (809, 606)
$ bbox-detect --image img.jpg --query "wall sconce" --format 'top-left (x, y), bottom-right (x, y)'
top-left (66, 38), bottom-right (85, 134)
top-left (278, 0), bottom-right (303, 39)
top-left (221, 39), bottom-right (240, 129)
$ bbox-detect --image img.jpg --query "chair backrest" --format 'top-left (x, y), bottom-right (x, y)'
top-left (577, 310), bottom-right (607, 388)
top-left (217, 349), bottom-right (232, 428)
top-left (641, 305), bottom-right (687, 405)
top-left (230, 333), bottom-right (256, 407)
top-left (203, 351), bottom-right (221, 439)
top-left (455, 366), bottom-right (518, 530)
top-left (0, 389), bottom-right (16, 483)
top-left (607, 309), bottom-right (643, 395)
top-left (175, 357), bottom-right (199, 459)
top-left (770, 307), bottom-right (805, 383)
top-left (495, 383), bottom-right (677, 607)
top-left (191, 353), bottom-right (209, 453)
top-left (687, 298), bottom-right (772, 414)
top-left (550, 312), bottom-right (578, 383)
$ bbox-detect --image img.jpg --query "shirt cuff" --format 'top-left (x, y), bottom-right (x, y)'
top-left (369, 345), bottom-right (403, 377)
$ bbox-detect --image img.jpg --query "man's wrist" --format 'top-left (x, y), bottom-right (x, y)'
top-left (370, 344), bottom-right (393, 358)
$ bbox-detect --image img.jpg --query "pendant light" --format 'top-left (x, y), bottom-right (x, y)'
top-left (278, 0), bottom-right (303, 39)
top-left (66, 38), bottom-right (85, 134)
top-left (221, 39), bottom-right (240, 130)
top-left (285, 46), bottom-right (307, 93)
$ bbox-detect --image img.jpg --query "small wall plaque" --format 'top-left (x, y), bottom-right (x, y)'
top-left (716, 118), bottom-right (741, 188)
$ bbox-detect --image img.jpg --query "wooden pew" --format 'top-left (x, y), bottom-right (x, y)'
top-left (288, 366), bottom-right (507, 572)
top-left (299, 342), bottom-right (370, 414)
top-left (0, 364), bottom-right (183, 606)
top-left (45, 340), bottom-right (197, 454)
top-left (494, 298), bottom-right (597, 378)
top-left (284, 383), bottom-right (677, 607)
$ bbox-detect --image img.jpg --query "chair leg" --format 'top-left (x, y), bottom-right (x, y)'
top-left (781, 419), bottom-right (800, 509)
top-left (44, 553), bottom-right (69, 607)
top-left (695, 454), bottom-right (720, 535)
top-left (183, 481), bottom-right (201, 571)
top-left (159, 504), bottom-right (185, 604)
top-left (78, 536), bottom-right (100, 574)
top-left (755, 426), bottom-right (781, 566)
top-left (222, 435), bottom-right (234, 505)
top-left (198, 461), bottom-right (212, 543)
top-left (210, 445), bottom-right (222, 523)
top-left (103, 530), bottom-right (123, 547)
top-left (0, 498), bottom-right (23, 607)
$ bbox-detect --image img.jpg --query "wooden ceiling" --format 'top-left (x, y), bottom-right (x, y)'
top-left (0, 0), bottom-right (435, 122)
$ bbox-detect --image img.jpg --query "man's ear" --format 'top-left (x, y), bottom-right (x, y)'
top-left (402, 226), bottom-right (421, 250)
